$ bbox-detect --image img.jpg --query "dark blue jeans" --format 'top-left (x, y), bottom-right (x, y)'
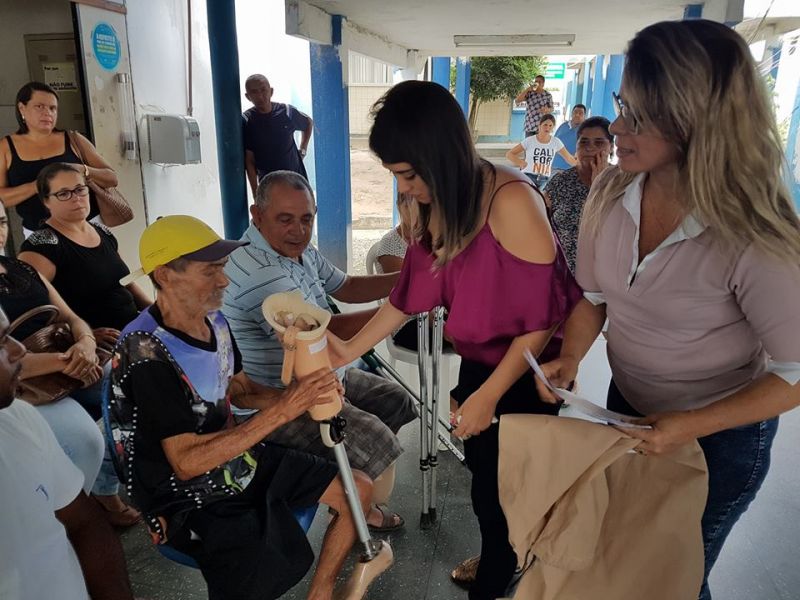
top-left (607, 381), bottom-right (778, 600)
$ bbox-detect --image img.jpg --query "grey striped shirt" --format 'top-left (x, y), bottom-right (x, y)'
top-left (222, 224), bottom-right (346, 415)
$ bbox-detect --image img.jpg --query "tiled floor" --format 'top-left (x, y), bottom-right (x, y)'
top-left (121, 338), bottom-right (800, 599)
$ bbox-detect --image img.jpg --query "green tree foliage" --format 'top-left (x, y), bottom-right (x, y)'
top-left (467, 56), bottom-right (548, 133)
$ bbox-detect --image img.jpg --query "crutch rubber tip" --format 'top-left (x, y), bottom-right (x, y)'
top-left (420, 511), bottom-right (435, 530)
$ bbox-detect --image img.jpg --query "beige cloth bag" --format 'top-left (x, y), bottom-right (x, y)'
top-left (498, 415), bottom-right (708, 600)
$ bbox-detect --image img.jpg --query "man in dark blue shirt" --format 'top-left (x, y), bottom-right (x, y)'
top-left (242, 74), bottom-right (314, 196)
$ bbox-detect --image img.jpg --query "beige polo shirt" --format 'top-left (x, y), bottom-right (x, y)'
top-left (577, 172), bottom-right (800, 415)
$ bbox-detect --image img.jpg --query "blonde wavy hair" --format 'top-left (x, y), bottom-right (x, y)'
top-left (582, 19), bottom-right (800, 263)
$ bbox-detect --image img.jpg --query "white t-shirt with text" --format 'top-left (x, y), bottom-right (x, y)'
top-left (521, 135), bottom-right (565, 177)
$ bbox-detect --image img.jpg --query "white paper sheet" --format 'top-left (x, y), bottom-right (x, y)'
top-left (523, 349), bottom-right (652, 430)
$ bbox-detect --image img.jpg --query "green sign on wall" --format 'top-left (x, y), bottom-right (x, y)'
top-left (545, 62), bottom-right (566, 79)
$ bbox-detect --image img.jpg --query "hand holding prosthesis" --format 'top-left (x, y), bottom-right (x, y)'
top-left (263, 292), bottom-right (393, 599)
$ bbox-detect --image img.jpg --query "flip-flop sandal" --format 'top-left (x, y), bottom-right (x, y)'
top-left (450, 555), bottom-right (480, 589)
top-left (367, 503), bottom-right (405, 533)
top-left (92, 495), bottom-right (142, 528)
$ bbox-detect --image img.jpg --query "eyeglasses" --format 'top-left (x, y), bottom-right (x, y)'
top-left (612, 92), bottom-right (640, 135)
top-left (48, 185), bottom-right (90, 202)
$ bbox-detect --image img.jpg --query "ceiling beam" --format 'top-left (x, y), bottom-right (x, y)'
top-left (286, 0), bottom-right (420, 70)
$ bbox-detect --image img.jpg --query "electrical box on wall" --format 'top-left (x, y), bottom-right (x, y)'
top-left (146, 115), bottom-right (201, 164)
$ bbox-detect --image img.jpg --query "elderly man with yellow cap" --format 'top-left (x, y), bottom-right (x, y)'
top-left (109, 215), bottom-right (372, 600)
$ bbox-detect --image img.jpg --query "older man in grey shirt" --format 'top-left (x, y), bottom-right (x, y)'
top-left (222, 171), bottom-right (418, 532)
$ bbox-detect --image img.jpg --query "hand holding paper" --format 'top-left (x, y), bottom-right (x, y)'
top-left (524, 349), bottom-right (652, 430)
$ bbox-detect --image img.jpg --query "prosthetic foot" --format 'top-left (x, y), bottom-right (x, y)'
top-left (264, 292), bottom-right (394, 599)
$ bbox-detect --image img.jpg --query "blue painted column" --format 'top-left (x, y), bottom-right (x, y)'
top-left (431, 57), bottom-right (450, 90)
top-left (454, 57), bottom-right (471, 117)
top-left (602, 54), bottom-right (625, 122)
top-left (206, 0), bottom-right (248, 239)
top-left (310, 15), bottom-right (352, 271)
top-left (584, 58), bottom-right (594, 113)
top-left (683, 3), bottom-right (703, 19)
top-left (590, 55), bottom-right (606, 119)
top-left (787, 79), bottom-right (800, 210)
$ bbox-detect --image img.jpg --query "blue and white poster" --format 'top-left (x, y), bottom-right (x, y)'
top-left (92, 22), bottom-right (121, 71)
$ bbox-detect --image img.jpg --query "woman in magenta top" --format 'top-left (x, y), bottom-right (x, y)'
top-left (327, 81), bottom-right (582, 600)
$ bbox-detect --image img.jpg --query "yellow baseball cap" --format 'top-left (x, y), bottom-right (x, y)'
top-left (120, 215), bottom-right (248, 285)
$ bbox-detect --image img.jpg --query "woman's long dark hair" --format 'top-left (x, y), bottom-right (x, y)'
top-left (369, 81), bottom-right (494, 265)
top-left (15, 82), bottom-right (59, 134)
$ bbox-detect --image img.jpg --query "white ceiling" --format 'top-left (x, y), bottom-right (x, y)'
top-left (300, 0), bottom-right (744, 57)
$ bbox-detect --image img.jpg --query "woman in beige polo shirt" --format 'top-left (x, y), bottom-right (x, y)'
top-left (538, 20), bottom-right (800, 600)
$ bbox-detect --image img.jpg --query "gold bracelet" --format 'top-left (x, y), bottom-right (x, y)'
top-left (77, 332), bottom-right (96, 343)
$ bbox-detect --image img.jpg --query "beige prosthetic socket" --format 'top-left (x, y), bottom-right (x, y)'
top-left (371, 462), bottom-right (397, 506)
top-left (262, 291), bottom-right (343, 420)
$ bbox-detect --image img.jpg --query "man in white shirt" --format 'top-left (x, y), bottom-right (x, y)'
top-left (0, 307), bottom-right (134, 600)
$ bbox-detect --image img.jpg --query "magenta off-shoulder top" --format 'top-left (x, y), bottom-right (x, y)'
top-left (389, 220), bottom-right (583, 367)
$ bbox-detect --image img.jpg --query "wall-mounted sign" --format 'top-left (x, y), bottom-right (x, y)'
top-left (91, 22), bottom-right (121, 71)
top-left (545, 62), bottom-right (566, 80)
top-left (42, 63), bottom-right (78, 91)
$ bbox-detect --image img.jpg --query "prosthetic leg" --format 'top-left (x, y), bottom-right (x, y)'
top-left (263, 291), bottom-right (393, 600)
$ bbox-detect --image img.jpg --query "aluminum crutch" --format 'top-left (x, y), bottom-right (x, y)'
top-left (320, 417), bottom-right (393, 599)
top-left (416, 312), bottom-right (436, 529)
top-left (426, 306), bottom-right (445, 524)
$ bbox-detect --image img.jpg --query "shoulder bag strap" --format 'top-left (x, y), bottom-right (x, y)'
top-left (8, 304), bottom-right (60, 336)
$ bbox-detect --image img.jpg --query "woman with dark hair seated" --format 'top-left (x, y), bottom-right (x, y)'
top-left (0, 81), bottom-right (118, 233)
top-left (18, 162), bottom-right (150, 525)
top-left (543, 116), bottom-right (614, 273)
top-left (326, 80), bottom-right (583, 600)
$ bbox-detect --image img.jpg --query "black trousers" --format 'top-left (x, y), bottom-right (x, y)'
top-left (451, 359), bottom-right (559, 600)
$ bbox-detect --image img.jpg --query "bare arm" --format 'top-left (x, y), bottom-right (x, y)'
top-left (331, 272), bottom-right (400, 304)
top-left (558, 147), bottom-right (577, 166)
top-left (488, 170), bottom-right (555, 262)
top-left (245, 149), bottom-right (258, 196)
top-left (57, 491), bottom-right (133, 600)
top-left (377, 254), bottom-right (403, 273)
top-left (505, 143), bottom-right (527, 169)
top-left (327, 301), bottom-right (408, 368)
top-left (622, 374), bottom-right (799, 456)
top-left (0, 138), bottom-right (39, 207)
top-left (515, 87), bottom-right (532, 104)
top-left (72, 133), bottom-right (118, 188)
top-left (162, 369), bottom-right (338, 480)
top-left (126, 282), bottom-right (153, 310)
top-left (40, 276), bottom-right (100, 381)
top-left (17, 250), bottom-right (57, 281)
top-left (453, 326), bottom-right (557, 438)
top-left (299, 114), bottom-right (313, 155)
top-left (329, 307), bottom-right (379, 340)
top-left (535, 298), bottom-right (607, 402)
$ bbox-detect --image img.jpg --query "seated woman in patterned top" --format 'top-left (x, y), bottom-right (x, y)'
top-left (543, 116), bottom-right (614, 273)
